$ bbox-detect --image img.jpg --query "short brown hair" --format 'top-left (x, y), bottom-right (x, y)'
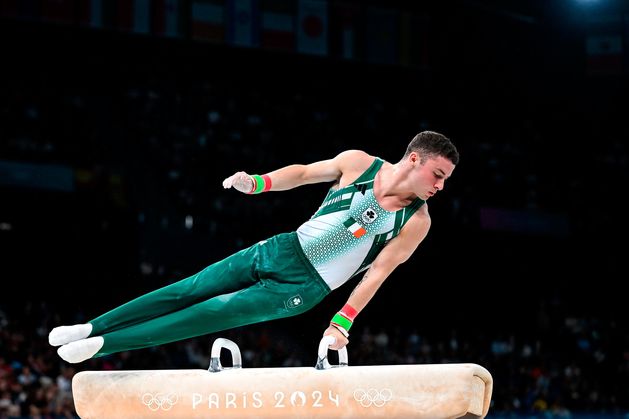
top-left (404, 131), bottom-right (459, 165)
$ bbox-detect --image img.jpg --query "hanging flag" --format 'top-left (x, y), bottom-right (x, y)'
top-left (78, 0), bottom-right (104, 28)
top-left (10, 0), bottom-right (39, 21)
top-left (365, 6), bottom-right (398, 66)
top-left (115, 0), bottom-right (151, 34)
top-left (115, 0), bottom-right (133, 31)
top-left (260, 0), bottom-right (295, 51)
top-left (585, 15), bottom-right (623, 76)
top-left (398, 11), bottom-right (430, 68)
top-left (586, 35), bottom-right (623, 75)
top-left (153, 0), bottom-right (181, 38)
top-left (330, 2), bottom-right (361, 61)
top-left (626, 14), bottom-right (629, 75)
top-left (226, 0), bottom-right (260, 47)
top-left (398, 10), bottom-right (411, 67)
top-left (297, 0), bottom-right (327, 56)
top-left (133, 0), bottom-right (151, 34)
top-left (0, 1), bottom-right (18, 19)
top-left (192, 0), bottom-right (225, 42)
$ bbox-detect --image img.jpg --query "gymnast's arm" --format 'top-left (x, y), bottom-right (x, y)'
top-left (222, 149), bottom-right (371, 193)
top-left (324, 206), bottom-right (431, 350)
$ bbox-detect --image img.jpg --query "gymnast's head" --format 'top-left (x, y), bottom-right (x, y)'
top-left (401, 131), bottom-right (458, 200)
top-left (404, 131), bottom-right (459, 166)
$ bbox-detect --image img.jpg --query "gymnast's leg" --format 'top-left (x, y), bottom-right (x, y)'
top-left (49, 242), bottom-right (261, 347)
top-left (58, 275), bottom-right (326, 363)
top-left (55, 232), bottom-right (331, 363)
top-left (97, 279), bottom-right (318, 357)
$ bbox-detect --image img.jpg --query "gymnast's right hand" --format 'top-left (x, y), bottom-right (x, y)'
top-left (323, 325), bottom-right (349, 350)
top-left (223, 171), bottom-right (254, 194)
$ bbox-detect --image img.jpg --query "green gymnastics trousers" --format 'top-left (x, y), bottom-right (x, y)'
top-left (88, 232), bottom-right (331, 358)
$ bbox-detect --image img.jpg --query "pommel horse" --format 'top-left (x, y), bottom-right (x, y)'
top-left (72, 336), bottom-right (493, 418)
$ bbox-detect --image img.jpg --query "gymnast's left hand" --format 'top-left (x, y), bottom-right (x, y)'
top-left (222, 171), bottom-right (254, 193)
top-left (323, 326), bottom-right (348, 350)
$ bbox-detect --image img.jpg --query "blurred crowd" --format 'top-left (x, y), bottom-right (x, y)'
top-left (1, 20), bottom-right (628, 419)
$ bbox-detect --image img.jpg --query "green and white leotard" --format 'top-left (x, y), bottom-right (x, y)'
top-left (296, 158), bottom-right (425, 290)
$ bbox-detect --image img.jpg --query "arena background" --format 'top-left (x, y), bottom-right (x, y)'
top-left (0, 0), bottom-right (628, 417)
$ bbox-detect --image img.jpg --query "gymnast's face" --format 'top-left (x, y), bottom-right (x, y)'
top-left (410, 153), bottom-right (455, 200)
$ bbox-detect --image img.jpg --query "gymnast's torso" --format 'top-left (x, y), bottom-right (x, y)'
top-left (296, 158), bottom-right (424, 290)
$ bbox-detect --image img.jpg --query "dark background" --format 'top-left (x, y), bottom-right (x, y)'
top-left (0, 0), bottom-right (628, 417)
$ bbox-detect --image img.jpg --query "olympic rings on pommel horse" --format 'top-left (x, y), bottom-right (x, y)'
top-left (72, 336), bottom-right (493, 418)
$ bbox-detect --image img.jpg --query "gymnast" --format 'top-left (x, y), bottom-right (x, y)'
top-left (49, 131), bottom-right (459, 363)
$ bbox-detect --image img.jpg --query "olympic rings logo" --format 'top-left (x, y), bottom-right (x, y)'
top-left (353, 388), bottom-right (393, 407)
top-left (141, 392), bottom-right (179, 411)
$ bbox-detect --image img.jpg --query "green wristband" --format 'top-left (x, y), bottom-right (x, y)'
top-left (250, 175), bottom-right (265, 194)
top-left (331, 313), bottom-right (352, 331)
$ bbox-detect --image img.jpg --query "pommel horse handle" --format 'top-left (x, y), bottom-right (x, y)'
top-left (208, 337), bottom-right (242, 372)
top-left (315, 335), bottom-right (349, 370)
top-left (209, 336), bottom-right (348, 371)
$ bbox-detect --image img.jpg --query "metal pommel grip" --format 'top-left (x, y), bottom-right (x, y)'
top-left (209, 338), bottom-right (243, 372)
top-left (315, 335), bottom-right (349, 370)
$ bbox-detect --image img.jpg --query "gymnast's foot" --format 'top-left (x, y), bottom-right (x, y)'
top-left (49, 323), bottom-right (93, 346)
top-left (57, 337), bottom-right (104, 363)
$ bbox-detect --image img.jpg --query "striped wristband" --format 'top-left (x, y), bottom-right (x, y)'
top-left (248, 174), bottom-right (272, 194)
top-left (331, 323), bottom-right (349, 337)
top-left (331, 304), bottom-right (357, 332)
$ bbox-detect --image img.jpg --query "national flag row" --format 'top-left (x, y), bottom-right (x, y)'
top-left (0, 0), bottom-right (183, 37)
top-left (0, 0), bottom-right (433, 67)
